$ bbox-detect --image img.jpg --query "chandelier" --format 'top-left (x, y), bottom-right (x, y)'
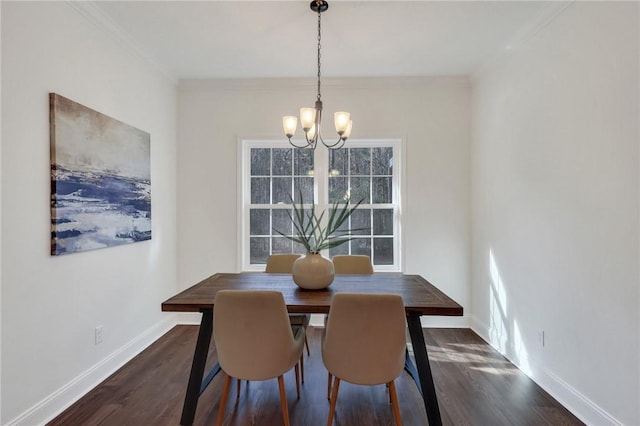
top-left (282, 0), bottom-right (352, 150)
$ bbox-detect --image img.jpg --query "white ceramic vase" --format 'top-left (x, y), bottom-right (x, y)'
top-left (291, 252), bottom-right (335, 290)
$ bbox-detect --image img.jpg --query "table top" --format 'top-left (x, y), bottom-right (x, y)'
top-left (162, 272), bottom-right (463, 317)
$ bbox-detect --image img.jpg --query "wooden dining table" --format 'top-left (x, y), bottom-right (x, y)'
top-left (162, 272), bottom-right (463, 426)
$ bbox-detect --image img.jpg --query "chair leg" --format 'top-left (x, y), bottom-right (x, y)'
top-left (326, 377), bottom-right (341, 426)
top-left (277, 375), bottom-right (291, 426)
top-left (300, 353), bottom-right (305, 384)
top-left (388, 380), bottom-right (403, 426)
top-left (304, 335), bottom-right (310, 356)
top-left (327, 372), bottom-right (333, 400)
top-left (216, 375), bottom-right (232, 426)
top-left (294, 363), bottom-right (301, 399)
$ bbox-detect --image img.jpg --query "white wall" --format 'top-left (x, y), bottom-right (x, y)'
top-left (1, 2), bottom-right (178, 424)
top-left (177, 77), bottom-right (471, 326)
top-left (6, 1), bottom-right (635, 425)
top-left (471, 2), bottom-right (639, 425)
top-left (0, 3), bottom-right (3, 421)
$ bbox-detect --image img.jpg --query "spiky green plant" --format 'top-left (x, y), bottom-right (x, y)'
top-left (274, 190), bottom-right (367, 253)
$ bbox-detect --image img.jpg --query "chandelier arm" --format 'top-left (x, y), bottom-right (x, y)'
top-left (304, 133), bottom-right (318, 150)
top-left (319, 135), bottom-right (347, 149)
top-left (305, 103), bottom-right (322, 149)
top-left (312, 100), bottom-right (347, 149)
top-left (314, 124), bottom-right (346, 150)
top-left (288, 135), bottom-right (315, 149)
top-left (326, 140), bottom-right (346, 150)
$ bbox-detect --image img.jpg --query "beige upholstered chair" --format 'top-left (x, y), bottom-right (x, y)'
top-left (323, 255), bottom-right (374, 329)
top-left (322, 293), bottom-right (406, 426)
top-left (265, 253), bottom-right (301, 273)
top-left (266, 254), bottom-right (310, 356)
top-left (332, 255), bottom-right (374, 274)
top-left (213, 290), bottom-right (305, 426)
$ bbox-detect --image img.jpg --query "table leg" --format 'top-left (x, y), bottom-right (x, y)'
top-left (406, 313), bottom-right (442, 426)
top-left (180, 309), bottom-right (214, 426)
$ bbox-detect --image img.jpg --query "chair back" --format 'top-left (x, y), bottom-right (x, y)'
top-left (214, 290), bottom-right (303, 381)
top-left (322, 293), bottom-right (406, 385)
top-left (332, 255), bottom-right (374, 274)
top-left (265, 254), bottom-right (302, 273)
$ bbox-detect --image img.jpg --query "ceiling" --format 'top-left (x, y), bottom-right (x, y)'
top-left (88, 1), bottom-right (565, 80)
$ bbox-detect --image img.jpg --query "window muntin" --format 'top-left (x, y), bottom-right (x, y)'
top-left (247, 146), bottom-right (314, 264)
top-left (242, 139), bottom-right (401, 271)
top-left (327, 147), bottom-right (395, 265)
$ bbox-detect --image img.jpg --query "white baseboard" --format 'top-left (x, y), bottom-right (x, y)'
top-left (6, 316), bottom-right (177, 426)
top-left (469, 315), bottom-right (621, 426)
top-left (309, 314), bottom-right (470, 328)
top-left (420, 314), bottom-right (469, 328)
top-left (309, 314), bottom-right (325, 327)
top-left (541, 369), bottom-right (622, 426)
top-left (175, 312), bottom-right (203, 325)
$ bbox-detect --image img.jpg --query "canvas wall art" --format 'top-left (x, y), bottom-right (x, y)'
top-left (49, 93), bottom-right (151, 255)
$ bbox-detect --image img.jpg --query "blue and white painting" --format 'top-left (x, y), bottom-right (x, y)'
top-left (50, 93), bottom-right (151, 255)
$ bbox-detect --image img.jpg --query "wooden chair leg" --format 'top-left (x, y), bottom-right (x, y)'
top-left (388, 380), bottom-right (403, 426)
top-left (304, 335), bottom-right (310, 356)
top-left (326, 377), bottom-right (340, 426)
top-left (216, 375), bottom-right (232, 426)
top-left (327, 372), bottom-right (333, 400)
top-left (300, 353), bottom-right (305, 384)
top-left (277, 375), bottom-right (290, 426)
top-left (294, 363), bottom-right (301, 399)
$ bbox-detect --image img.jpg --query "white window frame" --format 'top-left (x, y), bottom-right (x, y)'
top-left (239, 138), bottom-right (403, 272)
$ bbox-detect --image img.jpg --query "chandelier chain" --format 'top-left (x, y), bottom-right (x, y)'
top-left (317, 7), bottom-right (322, 101)
top-left (282, 0), bottom-right (350, 150)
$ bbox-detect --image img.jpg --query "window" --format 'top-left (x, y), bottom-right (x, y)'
top-left (241, 139), bottom-right (402, 271)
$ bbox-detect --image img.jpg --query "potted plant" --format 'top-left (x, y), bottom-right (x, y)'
top-left (274, 190), bottom-right (366, 289)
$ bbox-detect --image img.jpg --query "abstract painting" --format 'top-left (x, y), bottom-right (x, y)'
top-left (49, 93), bottom-right (151, 255)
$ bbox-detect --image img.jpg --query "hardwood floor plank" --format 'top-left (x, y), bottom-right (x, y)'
top-left (48, 326), bottom-right (583, 426)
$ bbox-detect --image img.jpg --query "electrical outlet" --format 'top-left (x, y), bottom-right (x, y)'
top-left (95, 325), bottom-right (104, 345)
top-left (537, 330), bottom-right (545, 348)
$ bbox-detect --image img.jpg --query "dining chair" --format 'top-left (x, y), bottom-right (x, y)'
top-left (265, 253), bottom-right (302, 273)
top-left (322, 293), bottom-right (407, 426)
top-left (332, 254), bottom-right (374, 274)
top-left (266, 253), bottom-right (311, 357)
top-left (213, 290), bottom-right (306, 426)
top-left (324, 255), bottom-right (374, 330)
top-left (332, 254), bottom-right (415, 402)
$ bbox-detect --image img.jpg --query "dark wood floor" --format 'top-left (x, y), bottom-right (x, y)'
top-left (48, 326), bottom-right (583, 426)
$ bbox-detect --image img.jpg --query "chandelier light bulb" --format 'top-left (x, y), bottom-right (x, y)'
top-left (306, 124), bottom-right (317, 140)
top-left (342, 120), bottom-right (353, 140)
top-left (300, 108), bottom-right (316, 131)
top-left (283, 116), bottom-right (298, 138)
top-left (334, 112), bottom-right (350, 134)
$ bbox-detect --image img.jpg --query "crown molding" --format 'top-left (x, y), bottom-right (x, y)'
top-left (472, 1), bottom-right (575, 80)
top-left (66, 1), bottom-right (177, 84)
top-left (178, 76), bottom-right (470, 92)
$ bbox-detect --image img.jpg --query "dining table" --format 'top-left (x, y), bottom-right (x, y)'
top-left (161, 272), bottom-right (463, 426)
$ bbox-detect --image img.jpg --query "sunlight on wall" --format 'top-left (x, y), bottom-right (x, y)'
top-left (489, 249), bottom-right (508, 353)
top-left (513, 319), bottom-right (532, 376)
top-left (488, 249), bottom-right (532, 375)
